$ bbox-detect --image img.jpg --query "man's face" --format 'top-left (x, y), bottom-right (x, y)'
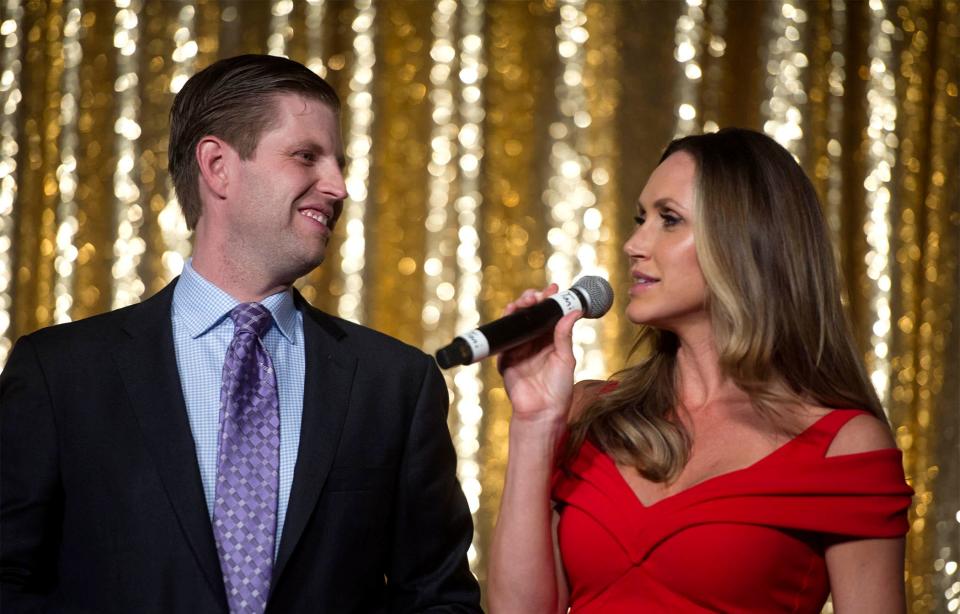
top-left (225, 93), bottom-right (346, 284)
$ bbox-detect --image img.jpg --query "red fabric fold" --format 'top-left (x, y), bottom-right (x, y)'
top-left (552, 409), bottom-right (913, 613)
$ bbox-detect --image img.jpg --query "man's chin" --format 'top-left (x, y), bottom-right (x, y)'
top-left (288, 252), bottom-right (326, 280)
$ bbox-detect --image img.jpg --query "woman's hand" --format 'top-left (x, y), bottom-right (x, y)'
top-left (497, 284), bottom-right (582, 426)
top-left (489, 284), bottom-right (580, 614)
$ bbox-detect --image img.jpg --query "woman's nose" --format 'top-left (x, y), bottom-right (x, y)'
top-left (623, 225), bottom-right (650, 259)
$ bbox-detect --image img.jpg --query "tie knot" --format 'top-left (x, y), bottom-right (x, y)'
top-left (229, 302), bottom-right (273, 338)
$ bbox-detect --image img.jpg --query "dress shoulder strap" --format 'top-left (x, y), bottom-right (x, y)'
top-left (795, 409), bottom-right (874, 457)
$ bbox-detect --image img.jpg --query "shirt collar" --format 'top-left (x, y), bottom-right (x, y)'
top-left (172, 259), bottom-right (299, 344)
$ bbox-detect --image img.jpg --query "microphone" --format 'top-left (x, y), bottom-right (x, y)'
top-left (435, 276), bottom-right (614, 369)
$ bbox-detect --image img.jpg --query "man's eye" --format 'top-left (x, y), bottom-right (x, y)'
top-left (296, 152), bottom-right (317, 162)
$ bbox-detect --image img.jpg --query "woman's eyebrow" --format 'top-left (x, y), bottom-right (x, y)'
top-left (637, 198), bottom-right (682, 211)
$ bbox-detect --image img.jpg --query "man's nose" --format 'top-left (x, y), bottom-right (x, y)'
top-left (316, 164), bottom-right (347, 202)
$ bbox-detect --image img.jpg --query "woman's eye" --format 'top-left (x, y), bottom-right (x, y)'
top-left (661, 213), bottom-right (681, 227)
top-left (633, 215), bottom-right (644, 226)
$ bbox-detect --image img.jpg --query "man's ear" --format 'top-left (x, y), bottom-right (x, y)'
top-left (196, 136), bottom-right (233, 200)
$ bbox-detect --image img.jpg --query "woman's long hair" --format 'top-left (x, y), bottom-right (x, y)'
top-left (563, 128), bottom-right (885, 482)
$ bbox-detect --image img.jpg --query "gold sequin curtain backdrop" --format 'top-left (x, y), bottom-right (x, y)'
top-left (1, 1), bottom-right (957, 609)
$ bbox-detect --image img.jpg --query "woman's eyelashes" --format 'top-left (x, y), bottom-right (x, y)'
top-left (661, 212), bottom-right (681, 227)
top-left (633, 211), bottom-right (683, 228)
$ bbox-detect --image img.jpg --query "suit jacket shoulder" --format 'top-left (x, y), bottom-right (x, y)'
top-left (19, 280), bottom-right (176, 361)
top-left (294, 293), bottom-right (433, 364)
top-left (1, 280), bottom-right (229, 612)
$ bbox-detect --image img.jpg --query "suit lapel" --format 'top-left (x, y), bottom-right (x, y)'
top-left (273, 296), bottom-right (357, 584)
top-left (112, 280), bottom-right (228, 608)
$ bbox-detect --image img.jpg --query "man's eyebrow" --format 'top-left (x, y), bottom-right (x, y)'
top-left (290, 139), bottom-right (323, 151)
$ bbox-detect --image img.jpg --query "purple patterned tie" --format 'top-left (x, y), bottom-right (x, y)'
top-left (213, 302), bottom-right (280, 614)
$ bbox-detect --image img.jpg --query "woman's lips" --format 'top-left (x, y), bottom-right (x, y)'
top-left (629, 275), bottom-right (660, 294)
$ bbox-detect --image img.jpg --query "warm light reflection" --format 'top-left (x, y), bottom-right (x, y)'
top-left (160, 3), bottom-right (196, 282)
top-left (268, 0), bottom-right (293, 57)
top-left (0, 0), bottom-right (23, 367)
top-left (305, 0), bottom-right (328, 77)
top-left (701, 0), bottom-right (726, 133)
top-left (112, 0), bottom-right (146, 308)
top-left (169, 4), bottom-right (197, 95)
top-left (336, 0), bottom-right (376, 323)
top-left (674, 0), bottom-right (704, 137)
top-left (863, 0), bottom-right (896, 408)
top-left (451, 0), bottom-right (486, 571)
top-left (53, 2), bottom-right (83, 324)
top-left (550, 0), bottom-right (606, 381)
top-left (424, 0), bottom-right (458, 349)
top-left (823, 0), bottom-right (847, 238)
top-left (763, 0), bottom-right (809, 157)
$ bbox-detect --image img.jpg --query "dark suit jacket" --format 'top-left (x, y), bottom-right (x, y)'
top-left (0, 280), bottom-right (481, 613)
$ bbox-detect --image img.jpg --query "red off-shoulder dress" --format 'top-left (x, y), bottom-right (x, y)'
top-left (551, 409), bottom-right (913, 613)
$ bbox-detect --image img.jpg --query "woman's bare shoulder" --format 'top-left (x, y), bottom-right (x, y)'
top-left (791, 403), bottom-right (895, 457)
top-left (825, 410), bottom-right (896, 457)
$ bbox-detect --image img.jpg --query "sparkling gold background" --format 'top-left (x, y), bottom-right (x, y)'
top-left (1, 0), bottom-right (957, 610)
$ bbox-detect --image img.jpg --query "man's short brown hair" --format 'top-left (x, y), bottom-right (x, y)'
top-left (168, 54), bottom-right (340, 230)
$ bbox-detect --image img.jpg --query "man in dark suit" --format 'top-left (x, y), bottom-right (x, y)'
top-left (0, 55), bottom-right (481, 613)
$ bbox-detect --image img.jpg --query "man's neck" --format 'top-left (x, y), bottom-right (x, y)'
top-left (190, 248), bottom-right (292, 303)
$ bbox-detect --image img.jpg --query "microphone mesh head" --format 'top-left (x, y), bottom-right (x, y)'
top-left (572, 276), bottom-right (614, 319)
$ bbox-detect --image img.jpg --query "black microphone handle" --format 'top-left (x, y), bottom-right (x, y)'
top-left (476, 298), bottom-right (565, 356)
top-left (435, 287), bottom-right (589, 368)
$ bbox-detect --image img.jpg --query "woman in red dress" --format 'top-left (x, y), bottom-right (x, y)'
top-left (488, 128), bottom-right (912, 613)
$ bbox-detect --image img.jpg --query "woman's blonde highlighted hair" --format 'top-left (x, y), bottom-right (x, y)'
top-left (564, 128), bottom-right (884, 482)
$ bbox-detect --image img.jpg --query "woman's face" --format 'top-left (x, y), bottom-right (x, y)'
top-left (623, 151), bottom-right (709, 334)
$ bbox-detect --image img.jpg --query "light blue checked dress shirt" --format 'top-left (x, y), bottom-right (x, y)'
top-left (171, 259), bottom-right (304, 560)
